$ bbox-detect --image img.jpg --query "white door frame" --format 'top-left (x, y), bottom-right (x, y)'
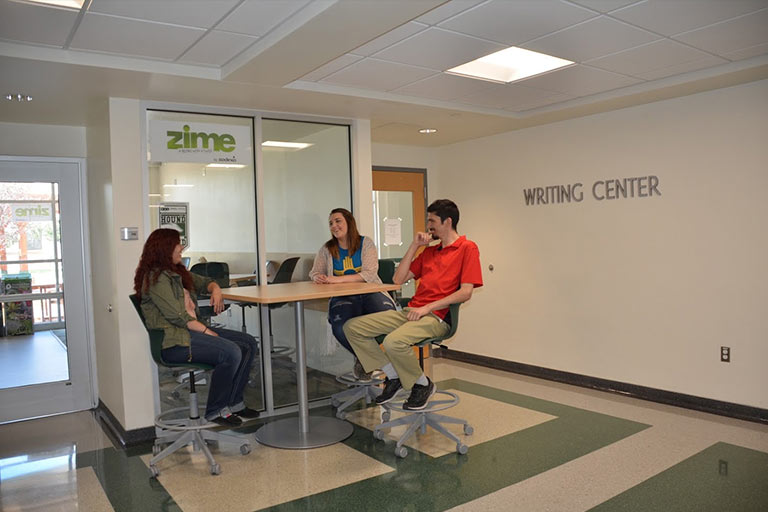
top-left (0, 156), bottom-right (97, 423)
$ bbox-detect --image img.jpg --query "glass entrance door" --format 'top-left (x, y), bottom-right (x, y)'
top-left (0, 158), bottom-right (94, 423)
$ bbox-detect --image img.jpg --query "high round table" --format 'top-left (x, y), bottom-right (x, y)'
top-left (220, 280), bottom-right (400, 449)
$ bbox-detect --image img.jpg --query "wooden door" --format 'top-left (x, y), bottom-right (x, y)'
top-left (372, 167), bottom-right (429, 359)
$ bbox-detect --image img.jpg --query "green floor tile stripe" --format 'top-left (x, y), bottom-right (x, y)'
top-left (262, 378), bottom-right (650, 512)
top-left (77, 447), bottom-right (180, 512)
top-left (589, 442), bottom-right (768, 512)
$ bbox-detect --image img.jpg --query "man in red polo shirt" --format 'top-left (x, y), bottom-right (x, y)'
top-left (344, 199), bottom-right (483, 410)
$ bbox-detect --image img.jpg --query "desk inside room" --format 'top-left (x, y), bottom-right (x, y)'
top-left (228, 273), bottom-right (258, 286)
top-left (220, 281), bottom-right (400, 449)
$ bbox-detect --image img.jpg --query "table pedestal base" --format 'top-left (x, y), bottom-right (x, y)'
top-left (255, 417), bottom-right (353, 449)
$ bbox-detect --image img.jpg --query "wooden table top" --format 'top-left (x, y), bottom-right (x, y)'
top-left (220, 281), bottom-right (400, 304)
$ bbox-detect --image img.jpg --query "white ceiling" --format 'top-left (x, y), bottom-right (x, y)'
top-left (1, 0), bottom-right (767, 146)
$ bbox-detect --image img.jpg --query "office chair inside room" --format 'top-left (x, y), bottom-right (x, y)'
top-left (189, 261), bottom-right (231, 323)
top-left (129, 294), bottom-right (253, 477)
top-left (266, 257), bottom-right (300, 348)
top-left (235, 256), bottom-right (300, 345)
top-left (373, 302), bottom-right (473, 458)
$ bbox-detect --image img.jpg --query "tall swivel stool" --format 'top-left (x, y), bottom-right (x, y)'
top-left (129, 294), bottom-right (253, 477)
top-left (330, 258), bottom-right (398, 419)
top-left (373, 302), bottom-right (473, 458)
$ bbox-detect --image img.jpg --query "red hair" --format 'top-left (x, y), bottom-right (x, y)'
top-left (133, 228), bottom-right (195, 298)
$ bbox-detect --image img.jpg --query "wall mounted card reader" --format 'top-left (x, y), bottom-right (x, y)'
top-left (120, 227), bottom-right (139, 241)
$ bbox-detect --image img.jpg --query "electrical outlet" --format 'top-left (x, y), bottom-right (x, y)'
top-left (720, 346), bottom-right (730, 362)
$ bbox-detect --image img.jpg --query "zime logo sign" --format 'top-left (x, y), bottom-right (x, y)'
top-left (149, 119), bottom-right (251, 164)
top-left (166, 124), bottom-right (236, 153)
top-left (12, 203), bottom-right (53, 222)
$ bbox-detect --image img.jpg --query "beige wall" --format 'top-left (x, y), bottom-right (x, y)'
top-left (85, 100), bottom-right (123, 425)
top-left (0, 122), bottom-right (86, 158)
top-left (109, 98), bottom-right (157, 430)
top-left (418, 79), bottom-right (767, 409)
top-left (86, 98), bottom-right (156, 430)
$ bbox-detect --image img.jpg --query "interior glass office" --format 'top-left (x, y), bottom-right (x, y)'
top-left (145, 110), bottom-right (353, 415)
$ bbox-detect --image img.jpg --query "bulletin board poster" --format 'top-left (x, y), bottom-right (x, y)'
top-left (159, 203), bottom-right (189, 249)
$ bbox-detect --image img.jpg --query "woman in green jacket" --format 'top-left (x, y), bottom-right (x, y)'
top-left (134, 228), bottom-right (259, 427)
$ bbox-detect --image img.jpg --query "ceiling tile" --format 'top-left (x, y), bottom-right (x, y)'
top-left (515, 64), bottom-right (641, 96)
top-left (611, 0), bottom-right (768, 37)
top-left (456, 82), bottom-right (572, 109)
top-left (320, 58), bottom-right (437, 91)
top-left (373, 27), bottom-right (505, 71)
top-left (440, 0), bottom-right (596, 45)
top-left (300, 54), bottom-right (363, 82)
top-left (392, 72), bottom-right (501, 101)
top-left (673, 9), bottom-right (768, 56)
top-left (0, 1), bottom-right (78, 47)
top-left (70, 13), bottom-right (205, 60)
top-left (635, 55), bottom-right (730, 81)
top-left (217, 0), bottom-right (308, 36)
top-left (504, 92), bottom-right (576, 112)
top-left (523, 15), bottom-right (661, 62)
top-left (351, 21), bottom-right (427, 56)
top-left (89, 0), bottom-right (240, 28)
top-left (723, 41), bottom-right (768, 60)
top-left (568, 0), bottom-right (642, 13)
top-left (587, 39), bottom-right (728, 80)
top-left (178, 30), bottom-right (258, 66)
top-left (415, 0), bottom-right (487, 25)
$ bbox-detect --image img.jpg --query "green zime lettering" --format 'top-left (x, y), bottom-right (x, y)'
top-left (166, 125), bottom-right (236, 152)
top-left (166, 130), bottom-right (183, 149)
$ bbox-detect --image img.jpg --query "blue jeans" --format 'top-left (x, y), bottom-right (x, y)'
top-left (162, 326), bottom-right (258, 420)
top-left (329, 292), bottom-right (396, 354)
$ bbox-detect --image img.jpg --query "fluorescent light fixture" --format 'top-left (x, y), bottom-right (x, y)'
top-left (419, 128), bottom-right (437, 134)
top-left (148, 193), bottom-right (162, 197)
top-left (446, 47), bottom-right (573, 84)
top-left (24, 0), bottom-right (85, 8)
top-left (162, 184), bottom-right (194, 188)
top-left (205, 163), bottom-right (246, 169)
top-left (262, 141), bottom-right (313, 149)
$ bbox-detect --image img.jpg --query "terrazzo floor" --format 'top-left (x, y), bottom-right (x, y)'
top-left (1, 359), bottom-right (766, 511)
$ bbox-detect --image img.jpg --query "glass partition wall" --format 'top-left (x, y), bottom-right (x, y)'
top-left (261, 119), bottom-right (352, 408)
top-left (146, 111), bottom-right (262, 414)
top-left (145, 111), bottom-right (353, 415)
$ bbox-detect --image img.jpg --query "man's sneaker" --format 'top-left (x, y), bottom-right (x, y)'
top-left (234, 407), bottom-right (260, 420)
top-left (210, 414), bottom-right (242, 428)
top-left (403, 378), bottom-right (436, 411)
top-left (353, 358), bottom-right (373, 382)
top-left (374, 378), bottom-right (402, 404)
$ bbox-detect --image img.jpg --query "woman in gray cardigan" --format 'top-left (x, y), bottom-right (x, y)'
top-left (309, 208), bottom-right (396, 380)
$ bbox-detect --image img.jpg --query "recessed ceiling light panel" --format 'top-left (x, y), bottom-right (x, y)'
top-left (262, 141), bottom-right (313, 149)
top-left (23, 0), bottom-right (85, 8)
top-left (446, 47), bottom-right (573, 84)
top-left (418, 128), bottom-right (438, 134)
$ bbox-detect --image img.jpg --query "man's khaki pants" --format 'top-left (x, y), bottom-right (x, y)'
top-left (343, 308), bottom-right (449, 390)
